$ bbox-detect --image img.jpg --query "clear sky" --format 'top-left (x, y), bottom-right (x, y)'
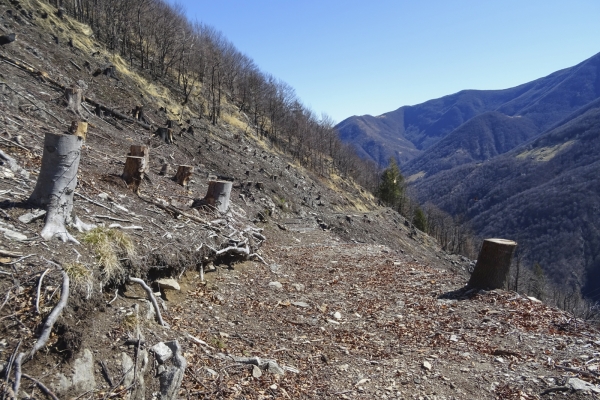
top-left (170, 0), bottom-right (600, 123)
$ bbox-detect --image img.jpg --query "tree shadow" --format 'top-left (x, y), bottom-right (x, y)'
top-left (437, 285), bottom-right (479, 301)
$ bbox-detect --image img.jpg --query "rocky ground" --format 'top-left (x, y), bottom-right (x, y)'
top-left (1, 0), bottom-right (600, 399)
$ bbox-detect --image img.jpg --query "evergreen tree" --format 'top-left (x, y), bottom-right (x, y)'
top-left (376, 158), bottom-right (404, 208)
top-left (413, 207), bottom-right (427, 232)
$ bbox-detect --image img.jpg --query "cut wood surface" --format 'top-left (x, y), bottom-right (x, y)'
top-left (468, 238), bottom-right (517, 290)
top-left (69, 120), bottom-right (88, 139)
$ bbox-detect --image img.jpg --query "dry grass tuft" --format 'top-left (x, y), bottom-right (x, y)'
top-left (83, 228), bottom-right (135, 283)
top-left (63, 262), bottom-right (93, 298)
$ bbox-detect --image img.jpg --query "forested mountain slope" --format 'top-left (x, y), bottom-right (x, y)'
top-left (411, 105), bottom-right (600, 298)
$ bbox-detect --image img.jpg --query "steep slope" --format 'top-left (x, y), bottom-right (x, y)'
top-left (337, 51), bottom-right (600, 169)
top-left (411, 105), bottom-right (600, 296)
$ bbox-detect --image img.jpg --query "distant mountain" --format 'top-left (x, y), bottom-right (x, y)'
top-left (336, 51), bottom-right (600, 171)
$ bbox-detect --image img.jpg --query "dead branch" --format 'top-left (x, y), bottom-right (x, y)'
top-left (36, 267), bottom-right (51, 314)
top-left (0, 149), bottom-right (30, 179)
top-left (129, 277), bottom-right (169, 327)
top-left (29, 270), bottom-right (70, 360)
top-left (0, 289), bottom-right (11, 312)
top-left (0, 249), bottom-right (23, 257)
top-left (12, 352), bottom-right (25, 399)
top-left (21, 373), bottom-right (60, 400)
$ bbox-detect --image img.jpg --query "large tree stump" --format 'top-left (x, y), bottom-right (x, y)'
top-left (65, 85), bottom-right (82, 115)
top-left (203, 180), bottom-right (232, 213)
top-left (122, 156), bottom-right (146, 193)
top-left (173, 165), bottom-right (193, 187)
top-left (129, 145), bottom-right (149, 172)
top-left (28, 130), bottom-right (90, 242)
top-left (468, 238), bottom-right (517, 290)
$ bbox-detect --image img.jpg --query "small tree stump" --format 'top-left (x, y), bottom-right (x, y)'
top-left (173, 165), bottom-right (193, 187)
top-left (154, 128), bottom-right (173, 144)
top-left (65, 86), bottom-right (82, 115)
top-left (204, 180), bottom-right (233, 212)
top-left (0, 33), bottom-right (17, 46)
top-left (468, 238), bottom-right (517, 290)
top-left (28, 131), bottom-right (84, 242)
top-left (159, 164), bottom-right (171, 176)
top-left (122, 156), bottom-right (146, 193)
top-left (69, 120), bottom-right (88, 139)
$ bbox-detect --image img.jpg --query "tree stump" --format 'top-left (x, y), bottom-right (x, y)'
top-left (173, 165), bottom-right (193, 187)
top-left (159, 164), bottom-right (171, 176)
top-left (69, 120), bottom-right (88, 139)
top-left (122, 156), bottom-right (146, 193)
top-left (155, 128), bottom-right (173, 144)
top-left (203, 180), bottom-right (233, 213)
top-left (28, 131), bottom-right (86, 242)
top-left (0, 33), bottom-right (17, 46)
top-left (65, 86), bottom-right (82, 115)
top-left (468, 238), bottom-right (517, 290)
top-left (129, 145), bottom-right (149, 172)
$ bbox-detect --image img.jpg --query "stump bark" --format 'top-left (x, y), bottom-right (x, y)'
top-left (65, 86), bottom-right (82, 115)
top-left (159, 164), bottom-right (171, 176)
top-left (173, 165), bottom-right (193, 187)
top-left (155, 128), bottom-right (173, 144)
top-left (203, 180), bottom-right (233, 213)
top-left (28, 131), bottom-right (89, 242)
top-left (122, 156), bottom-right (146, 193)
top-left (129, 145), bottom-right (149, 171)
top-left (468, 238), bottom-right (517, 290)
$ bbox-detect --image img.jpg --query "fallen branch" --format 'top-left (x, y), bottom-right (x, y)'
top-left (36, 267), bottom-right (51, 314)
top-left (0, 249), bottom-right (22, 257)
top-left (0, 149), bottom-right (30, 179)
top-left (249, 253), bottom-right (268, 266)
top-left (555, 365), bottom-right (600, 378)
top-left (12, 352), bottom-right (25, 398)
top-left (0, 288), bottom-right (11, 312)
top-left (22, 373), bottom-right (60, 400)
top-left (129, 277), bottom-right (168, 327)
top-left (540, 386), bottom-right (570, 395)
top-left (138, 195), bottom-right (209, 227)
top-left (29, 269), bottom-right (69, 359)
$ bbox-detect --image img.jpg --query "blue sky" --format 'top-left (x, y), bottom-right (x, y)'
top-left (171, 0), bottom-right (600, 123)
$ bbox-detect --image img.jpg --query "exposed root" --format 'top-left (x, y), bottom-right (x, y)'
top-left (129, 277), bottom-right (169, 327)
top-left (36, 268), bottom-right (51, 314)
top-left (21, 374), bottom-right (60, 400)
top-left (29, 270), bottom-right (70, 360)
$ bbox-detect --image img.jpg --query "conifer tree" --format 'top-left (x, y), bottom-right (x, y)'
top-left (376, 158), bottom-right (404, 208)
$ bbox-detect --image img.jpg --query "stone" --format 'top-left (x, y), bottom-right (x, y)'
top-left (569, 378), bottom-right (600, 393)
top-left (291, 301), bottom-right (310, 308)
top-left (292, 283), bottom-right (305, 291)
top-left (151, 342), bottom-right (173, 364)
top-left (121, 352), bottom-right (134, 386)
top-left (333, 311), bottom-right (342, 320)
top-left (0, 227), bottom-right (27, 241)
top-left (145, 300), bottom-right (156, 320)
top-left (156, 278), bottom-right (180, 291)
top-left (159, 341), bottom-right (187, 400)
top-left (252, 365), bottom-right (262, 378)
top-left (268, 281), bottom-right (283, 290)
top-left (71, 349), bottom-right (96, 392)
top-left (18, 209), bottom-right (46, 224)
top-left (422, 361), bottom-right (432, 371)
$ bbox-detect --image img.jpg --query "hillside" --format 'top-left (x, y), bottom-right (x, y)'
top-left (410, 105), bottom-right (600, 300)
top-left (2, 1), bottom-right (600, 399)
top-left (336, 51), bottom-right (600, 169)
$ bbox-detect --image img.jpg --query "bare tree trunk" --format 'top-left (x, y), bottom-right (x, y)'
top-left (203, 180), bottom-right (232, 213)
top-left (28, 131), bottom-right (90, 242)
top-left (173, 165), bottom-right (193, 187)
top-left (468, 238), bottom-right (517, 290)
top-left (129, 145), bottom-right (149, 169)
